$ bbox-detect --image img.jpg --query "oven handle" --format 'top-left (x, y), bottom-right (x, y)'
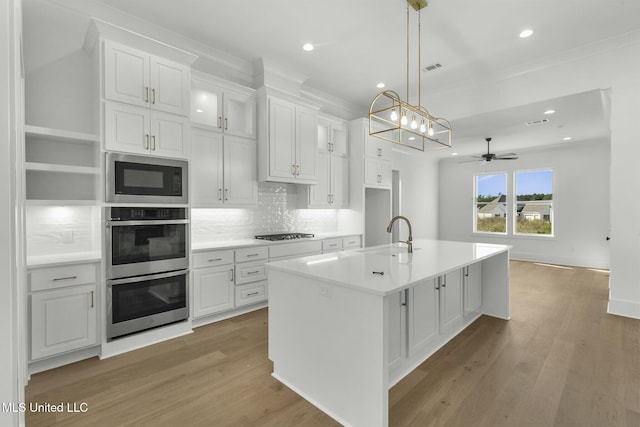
top-left (107, 269), bottom-right (189, 286)
top-left (106, 219), bottom-right (190, 227)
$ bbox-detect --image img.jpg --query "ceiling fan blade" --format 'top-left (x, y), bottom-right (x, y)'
top-left (457, 158), bottom-right (485, 164)
top-left (497, 153), bottom-right (518, 157)
top-left (494, 155), bottom-right (519, 160)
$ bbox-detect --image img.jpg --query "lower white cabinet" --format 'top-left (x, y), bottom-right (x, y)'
top-left (235, 281), bottom-right (268, 307)
top-left (408, 279), bottom-right (439, 357)
top-left (463, 262), bottom-right (482, 320)
top-left (438, 270), bottom-right (463, 335)
top-left (192, 264), bottom-right (235, 318)
top-left (29, 262), bottom-right (98, 360)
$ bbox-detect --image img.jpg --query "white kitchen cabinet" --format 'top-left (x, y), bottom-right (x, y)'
top-left (29, 262), bottom-right (99, 360)
top-left (259, 95), bottom-right (318, 184)
top-left (305, 153), bottom-right (349, 208)
top-left (234, 246), bottom-right (268, 306)
top-left (191, 80), bottom-right (256, 139)
top-left (105, 101), bottom-right (188, 159)
top-left (190, 127), bottom-right (257, 207)
top-left (408, 279), bottom-right (439, 357)
top-left (104, 40), bottom-right (190, 116)
top-left (321, 238), bottom-right (342, 253)
top-left (463, 262), bottom-right (483, 320)
top-left (24, 126), bottom-right (100, 204)
top-left (318, 117), bottom-right (348, 156)
top-left (387, 278), bottom-right (439, 371)
top-left (192, 264), bottom-right (235, 318)
top-left (438, 270), bottom-right (463, 335)
top-left (364, 156), bottom-right (392, 187)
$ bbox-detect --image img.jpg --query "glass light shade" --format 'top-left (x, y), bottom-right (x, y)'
top-left (419, 120), bottom-right (426, 133)
top-left (410, 116), bottom-right (418, 129)
top-left (400, 111), bottom-right (408, 126)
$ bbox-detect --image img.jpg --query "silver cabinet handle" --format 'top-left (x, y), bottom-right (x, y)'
top-left (53, 276), bottom-right (77, 281)
top-left (152, 88), bottom-right (156, 104)
top-left (377, 174), bottom-right (382, 183)
top-left (246, 254), bottom-right (259, 257)
top-left (151, 135), bottom-right (156, 151)
top-left (145, 134), bottom-right (150, 149)
top-left (247, 291), bottom-right (260, 297)
top-left (144, 86), bottom-right (149, 103)
top-left (218, 189), bottom-right (222, 200)
top-left (208, 258), bottom-right (222, 262)
top-left (224, 189), bottom-right (229, 200)
top-left (90, 291), bottom-right (94, 308)
top-left (292, 164), bottom-right (297, 176)
top-left (217, 116), bottom-right (222, 129)
top-left (230, 268), bottom-right (235, 282)
top-left (377, 147), bottom-right (382, 157)
top-left (224, 117), bottom-right (228, 130)
top-left (247, 270), bottom-right (261, 275)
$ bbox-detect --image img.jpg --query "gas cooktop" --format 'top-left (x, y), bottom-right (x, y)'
top-left (254, 233), bottom-right (315, 241)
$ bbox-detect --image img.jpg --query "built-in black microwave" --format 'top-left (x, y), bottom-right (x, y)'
top-left (106, 152), bottom-right (188, 204)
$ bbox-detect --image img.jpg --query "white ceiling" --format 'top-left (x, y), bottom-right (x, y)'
top-left (23, 0), bottom-right (640, 157)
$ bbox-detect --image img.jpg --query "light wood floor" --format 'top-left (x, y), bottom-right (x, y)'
top-left (26, 261), bottom-right (640, 427)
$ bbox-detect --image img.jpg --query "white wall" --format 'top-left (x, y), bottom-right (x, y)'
top-left (1, 1), bottom-right (23, 426)
top-left (393, 148), bottom-right (440, 239)
top-left (428, 35), bottom-right (640, 319)
top-left (439, 139), bottom-right (610, 269)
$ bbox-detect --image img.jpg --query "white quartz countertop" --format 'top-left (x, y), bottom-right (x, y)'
top-left (266, 239), bottom-right (510, 296)
top-left (191, 232), bottom-right (361, 252)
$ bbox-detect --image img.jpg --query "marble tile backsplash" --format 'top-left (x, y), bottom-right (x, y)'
top-left (25, 183), bottom-right (341, 256)
top-left (26, 206), bottom-right (101, 257)
top-left (191, 182), bottom-right (339, 244)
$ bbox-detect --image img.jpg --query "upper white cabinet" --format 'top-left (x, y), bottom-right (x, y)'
top-left (318, 117), bottom-right (348, 156)
top-left (191, 80), bottom-right (256, 139)
top-left (303, 116), bottom-right (349, 208)
top-left (190, 127), bottom-right (257, 207)
top-left (349, 118), bottom-right (392, 189)
top-left (258, 93), bottom-right (318, 184)
top-left (104, 101), bottom-right (189, 159)
top-left (104, 41), bottom-right (190, 116)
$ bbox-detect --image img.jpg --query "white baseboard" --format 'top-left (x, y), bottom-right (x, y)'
top-left (607, 298), bottom-right (640, 319)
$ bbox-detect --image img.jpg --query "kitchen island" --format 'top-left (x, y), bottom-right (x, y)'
top-left (267, 239), bottom-right (510, 427)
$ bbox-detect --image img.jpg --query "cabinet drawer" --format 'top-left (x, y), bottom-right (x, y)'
top-left (235, 246), bottom-right (268, 263)
top-left (235, 261), bottom-right (267, 285)
top-left (30, 263), bottom-right (96, 292)
top-left (322, 238), bottom-right (342, 252)
top-left (193, 250), bottom-right (234, 269)
top-left (235, 281), bottom-right (267, 307)
top-left (342, 236), bottom-right (361, 249)
top-left (269, 240), bottom-right (322, 259)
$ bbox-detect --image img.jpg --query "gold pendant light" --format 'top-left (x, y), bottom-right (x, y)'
top-left (368, 0), bottom-right (452, 152)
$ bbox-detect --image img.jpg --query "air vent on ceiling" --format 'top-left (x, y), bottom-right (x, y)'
top-left (423, 63), bottom-right (442, 72)
top-left (524, 118), bottom-right (549, 126)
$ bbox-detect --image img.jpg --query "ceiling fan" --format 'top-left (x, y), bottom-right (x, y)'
top-left (465, 137), bottom-right (519, 162)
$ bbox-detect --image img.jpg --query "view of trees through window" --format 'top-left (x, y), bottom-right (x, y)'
top-left (475, 173), bottom-right (507, 233)
top-left (515, 170), bottom-right (553, 235)
top-left (475, 170), bottom-right (553, 236)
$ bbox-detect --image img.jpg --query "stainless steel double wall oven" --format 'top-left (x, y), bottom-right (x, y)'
top-left (105, 154), bottom-right (189, 341)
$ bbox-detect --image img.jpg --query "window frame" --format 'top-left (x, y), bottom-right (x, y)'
top-left (513, 168), bottom-right (555, 238)
top-left (473, 172), bottom-right (508, 235)
top-left (472, 168), bottom-right (556, 239)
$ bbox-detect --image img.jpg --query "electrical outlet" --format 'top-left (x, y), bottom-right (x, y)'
top-left (61, 229), bottom-right (73, 243)
top-left (319, 286), bottom-right (331, 298)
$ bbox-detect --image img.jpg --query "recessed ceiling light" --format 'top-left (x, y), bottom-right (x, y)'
top-left (452, 152), bottom-right (458, 156)
top-left (563, 137), bottom-right (572, 141)
top-left (544, 109), bottom-right (555, 115)
top-left (302, 43), bottom-right (314, 52)
top-left (519, 29), bottom-right (534, 38)
top-left (376, 82), bottom-right (385, 89)
top-left (196, 109), bottom-right (203, 113)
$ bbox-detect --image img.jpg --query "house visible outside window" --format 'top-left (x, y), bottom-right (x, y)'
top-left (515, 169), bottom-right (553, 236)
top-left (475, 173), bottom-right (507, 233)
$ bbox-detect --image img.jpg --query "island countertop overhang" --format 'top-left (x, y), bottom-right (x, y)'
top-left (266, 239), bottom-right (511, 296)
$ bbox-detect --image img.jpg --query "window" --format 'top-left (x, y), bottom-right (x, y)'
top-left (515, 169), bottom-right (553, 236)
top-left (475, 173), bottom-right (507, 233)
